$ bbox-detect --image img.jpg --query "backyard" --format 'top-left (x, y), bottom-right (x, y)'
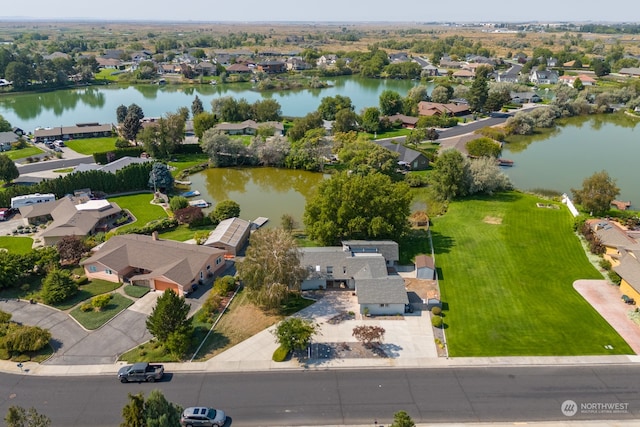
top-left (432, 191), bottom-right (633, 356)
top-left (107, 192), bottom-right (168, 232)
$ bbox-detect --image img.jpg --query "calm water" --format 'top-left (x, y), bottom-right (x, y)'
top-left (503, 114), bottom-right (640, 208)
top-left (190, 167), bottom-right (328, 227)
top-left (0, 76), bottom-right (424, 132)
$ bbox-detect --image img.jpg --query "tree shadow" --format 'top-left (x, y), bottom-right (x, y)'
top-left (431, 230), bottom-right (454, 255)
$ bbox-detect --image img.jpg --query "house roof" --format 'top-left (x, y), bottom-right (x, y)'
top-left (226, 63), bottom-right (252, 72)
top-left (356, 277), bottom-right (408, 305)
top-left (589, 220), bottom-right (638, 249)
top-left (415, 254), bottom-right (435, 270)
top-left (614, 251), bottom-right (640, 294)
top-left (373, 140), bottom-right (427, 165)
top-left (34, 123), bottom-right (113, 139)
top-left (386, 114), bottom-right (419, 126)
top-left (418, 102), bottom-right (469, 117)
top-left (301, 247), bottom-right (389, 281)
top-left (0, 131), bottom-right (18, 145)
top-left (204, 217), bottom-right (251, 248)
top-left (342, 240), bottom-right (399, 263)
top-left (82, 234), bottom-right (226, 285)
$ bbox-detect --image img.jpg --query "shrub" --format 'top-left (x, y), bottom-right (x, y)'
top-left (3, 325), bottom-right (51, 352)
top-left (599, 259), bottom-right (612, 271)
top-left (608, 270), bottom-right (622, 285)
top-left (272, 344), bottom-right (290, 362)
top-left (40, 269), bottom-right (78, 304)
top-left (352, 325), bottom-right (386, 348)
top-left (431, 306), bottom-right (442, 315)
top-left (80, 303), bottom-right (93, 312)
top-left (91, 294), bottom-right (113, 310)
top-left (0, 348), bottom-right (10, 359)
top-left (431, 316), bottom-right (443, 328)
top-left (213, 275), bottom-right (236, 295)
top-left (74, 276), bottom-right (89, 286)
top-left (201, 292), bottom-right (223, 320)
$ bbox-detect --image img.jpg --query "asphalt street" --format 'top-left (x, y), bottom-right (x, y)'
top-left (2, 365), bottom-right (639, 426)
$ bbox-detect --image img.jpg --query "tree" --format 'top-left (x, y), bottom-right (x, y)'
top-left (40, 268), bottom-right (77, 304)
top-left (55, 235), bottom-right (88, 264)
top-left (281, 213), bottom-right (296, 232)
top-left (337, 139), bottom-right (399, 178)
top-left (287, 112), bottom-right (324, 142)
top-left (573, 77), bottom-right (584, 91)
top-left (467, 65), bottom-right (491, 112)
top-left (169, 196), bottom-right (189, 212)
top-left (466, 137), bottom-right (502, 158)
top-left (122, 110), bottom-right (142, 142)
top-left (121, 393), bottom-right (145, 427)
top-left (5, 62), bottom-right (31, 90)
top-left (484, 88), bottom-right (511, 112)
top-left (210, 199), bottom-right (240, 223)
top-left (592, 58), bottom-right (611, 77)
top-left (360, 107), bottom-right (381, 133)
top-left (0, 114), bottom-right (12, 132)
top-left (379, 90), bottom-right (404, 116)
top-left (571, 170), bottom-right (620, 215)
top-left (116, 105), bottom-right (128, 123)
top-left (317, 95), bottom-right (354, 121)
top-left (352, 325), bottom-right (386, 348)
top-left (127, 103), bottom-right (145, 122)
top-left (430, 85), bottom-right (451, 104)
top-left (191, 95), bottom-right (204, 117)
top-left (406, 85), bottom-right (430, 103)
top-left (3, 325), bottom-right (51, 353)
top-left (145, 289), bottom-right (193, 344)
top-left (236, 228), bottom-right (307, 309)
top-left (391, 410), bottom-right (416, 427)
top-left (144, 389), bottom-right (183, 427)
top-left (193, 112), bottom-right (217, 140)
top-left (201, 130), bottom-right (252, 167)
top-left (273, 317), bottom-right (319, 351)
top-left (332, 108), bottom-right (359, 133)
top-left (0, 154), bottom-right (19, 184)
top-left (430, 148), bottom-right (470, 201)
top-left (174, 206), bottom-right (204, 225)
top-left (251, 135), bottom-right (289, 166)
top-left (426, 127), bottom-right (439, 142)
top-left (148, 162), bottom-right (174, 192)
top-left (91, 294), bottom-right (112, 311)
top-left (468, 156), bottom-right (512, 195)
top-left (5, 406), bottom-right (51, 427)
top-left (304, 171), bottom-right (412, 245)
top-left (252, 99), bottom-right (282, 122)
top-left (138, 112), bottom-right (185, 159)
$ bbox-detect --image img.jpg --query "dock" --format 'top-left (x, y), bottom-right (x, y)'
top-left (497, 158), bottom-right (514, 167)
top-left (252, 217), bottom-right (269, 229)
top-left (612, 200), bottom-right (632, 210)
top-left (175, 180), bottom-right (191, 186)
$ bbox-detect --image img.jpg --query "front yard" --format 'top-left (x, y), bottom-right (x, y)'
top-left (65, 137), bottom-right (117, 155)
top-left (433, 191), bottom-right (633, 356)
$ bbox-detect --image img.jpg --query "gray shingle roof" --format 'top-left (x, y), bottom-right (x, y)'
top-left (356, 277), bottom-right (408, 304)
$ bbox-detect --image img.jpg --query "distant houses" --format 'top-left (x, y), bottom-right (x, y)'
top-left (214, 120), bottom-right (284, 136)
top-left (33, 123), bottom-right (113, 143)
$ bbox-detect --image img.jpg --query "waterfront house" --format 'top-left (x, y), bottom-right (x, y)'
top-left (33, 123), bottom-right (113, 142)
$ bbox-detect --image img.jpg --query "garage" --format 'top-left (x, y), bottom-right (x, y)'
top-left (153, 279), bottom-right (181, 295)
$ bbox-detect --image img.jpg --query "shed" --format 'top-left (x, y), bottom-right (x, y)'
top-left (203, 217), bottom-right (251, 256)
top-left (415, 254), bottom-right (436, 280)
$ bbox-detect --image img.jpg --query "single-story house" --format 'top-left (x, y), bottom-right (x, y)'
top-left (256, 60), bottom-right (287, 74)
top-left (510, 92), bottom-right (542, 104)
top-left (203, 217), bottom-right (251, 256)
top-left (194, 61), bottom-right (217, 76)
top-left (587, 219), bottom-right (640, 302)
top-left (81, 233), bottom-right (227, 296)
top-left (34, 123), bottom-right (113, 143)
top-left (214, 120), bottom-right (284, 136)
top-left (415, 254), bottom-right (436, 280)
top-left (558, 74), bottom-right (596, 86)
top-left (0, 131), bottom-right (19, 151)
top-left (452, 69), bottom-right (475, 79)
top-left (72, 156), bottom-right (153, 174)
top-left (19, 196), bottom-right (122, 246)
top-left (300, 241), bottom-right (407, 316)
top-left (618, 67), bottom-right (640, 77)
top-left (418, 101), bottom-right (470, 117)
top-left (373, 140), bottom-right (429, 171)
top-left (225, 63), bottom-right (252, 74)
top-left (385, 114), bottom-right (419, 129)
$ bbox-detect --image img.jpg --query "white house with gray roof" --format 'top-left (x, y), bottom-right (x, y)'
top-left (300, 241), bottom-right (408, 315)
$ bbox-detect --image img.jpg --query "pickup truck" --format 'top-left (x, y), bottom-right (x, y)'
top-left (117, 362), bottom-right (164, 383)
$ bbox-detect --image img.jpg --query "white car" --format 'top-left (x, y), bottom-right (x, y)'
top-left (180, 407), bottom-right (226, 427)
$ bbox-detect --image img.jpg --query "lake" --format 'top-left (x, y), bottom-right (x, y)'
top-left (0, 76), bottom-right (424, 132)
top-left (502, 113), bottom-right (640, 209)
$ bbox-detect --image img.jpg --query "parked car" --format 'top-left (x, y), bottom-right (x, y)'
top-left (54, 139), bottom-right (65, 147)
top-left (180, 407), bottom-right (226, 427)
top-left (117, 362), bottom-right (164, 383)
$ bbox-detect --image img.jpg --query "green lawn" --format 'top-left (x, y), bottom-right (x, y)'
top-left (94, 69), bottom-right (121, 81)
top-left (7, 146), bottom-right (44, 160)
top-left (108, 193), bottom-right (168, 232)
top-left (167, 153), bottom-right (209, 177)
top-left (69, 293), bottom-right (134, 330)
top-left (0, 236), bottom-right (34, 254)
top-left (65, 137), bottom-right (117, 155)
top-left (52, 279), bottom-right (122, 310)
top-left (123, 285), bottom-right (150, 298)
top-left (432, 191), bottom-right (633, 356)
top-left (367, 128), bottom-right (412, 139)
top-left (159, 224), bottom-right (213, 241)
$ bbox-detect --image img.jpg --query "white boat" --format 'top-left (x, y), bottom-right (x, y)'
top-left (189, 199), bottom-right (211, 208)
top-left (181, 190), bottom-right (200, 198)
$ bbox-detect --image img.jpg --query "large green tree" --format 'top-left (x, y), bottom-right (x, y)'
top-left (146, 289), bottom-right (192, 356)
top-left (379, 90), bottom-right (404, 116)
top-left (138, 112), bottom-right (185, 159)
top-left (337, 139), bottom-right (399, 178)
top-left (571, 170), bottom-right (620, 215)
top-left (430, 148), bottom-right (470, 201)
top-left (40, 269), bottom-right (77, 304)
top-left (210, 199), bottom-right (240, 223)
top-left (193, 112), bottom-right (217, 139)
top-left (273, 317), bottom-right (319, 351)
top-left (148, 162), bottom-right (174, 192)
top-left (120, 390), bottom-right (182, 427)
top-left (304, 171), bottom-right (411, 245)
top-left (191, 95), bottom-right (204, 117)
top-left (236, 228), bottom-right (307, 309)
top-left (317, 95), bottom-right (354, 121)
top-left (360, 107), bottom-right (381, 133)
top-left (201, 131), bottom-right (252, 167)
top-left (5, 406), bottom-right (51, 427)
top-left (0, 114), bottom-right (11, 132)
top-left (0, 154), bottom-right (19, 184)
top-left (467, 65), bottom-right (491, 112)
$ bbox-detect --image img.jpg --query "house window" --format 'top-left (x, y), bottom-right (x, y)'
top-left (326, 266), bottom-right (333, 274)
top-left (216, 257), bottom-right (222, 265)
top-left (379, 303), bottom-right (388, 308)
top-left (88, 265), bottom-right (97, 273)
top-left (105, 269), bottom-right (112, 275)
top-left (206, 264), bottom-right (211, 270)
top-left (200, 271), bottom-right (204, 279)
top-left (343, 266), bottom-right (347, 274)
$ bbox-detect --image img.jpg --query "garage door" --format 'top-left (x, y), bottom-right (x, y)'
top-left (153, 280), bottom-right (180, 295)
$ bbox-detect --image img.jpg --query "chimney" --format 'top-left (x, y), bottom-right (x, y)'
top-left (152, 231), bottom-right (159, 241)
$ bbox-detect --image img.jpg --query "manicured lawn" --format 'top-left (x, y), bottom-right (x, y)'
top-left (123, 285), bottom-right (150, 298)
top-left (159, 224), bottom-right (213, 242)
top-left (52, 279), bottom-right (123, 310)
top-left (108, 193), bottom-right (168, 232)
top-left (432, 191), bottom-right (633, 356)
top-left (65, 137), bottom-right (117, 155)
top-left (94, 69), bottom-right (121, 81)
top-left (6, 146), bottom-right (44, 160)
top-left (167, 153), bottom-right (209, 177)
top-left (70, 293), bottom-right (134, 330)
top-left (0, 236), bottom-right (34, 254)
top-left (367, 128), bottom-right (411, 139)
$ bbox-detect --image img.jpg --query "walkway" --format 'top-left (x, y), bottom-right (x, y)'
top-left (574, 279), bottom-right (640, 354)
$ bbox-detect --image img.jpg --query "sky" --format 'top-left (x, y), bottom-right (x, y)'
top-left (2, 0), bottom-right (637, 23)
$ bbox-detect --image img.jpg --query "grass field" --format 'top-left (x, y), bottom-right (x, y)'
top-left (159, 224), bottom-right (213, 241)
top-left (65, 137), bottom-right (117, 155)
top-left (167, 153), bottom-right (209, 177)
top-left (6, 146), bottom-right (44, 160)
top-left (69, 293), bottom-right (134, 330)
top-left (432, 191), bottom-right (633, 356)
top-left (0, 236), bottom-right (34, 254)
top-left (52, 279), bottom-right (122, 311)
top-left (108, 193), bottom-right (168, 232)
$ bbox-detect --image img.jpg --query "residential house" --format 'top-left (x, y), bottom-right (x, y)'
top-left (33, 123), bottom-right (113, 143)
top-left (547, 57), bottom-right (558, 68)
top-left (389, 52), bottom-right (410, 63)
top-left (415, 254), bottom-right (436, 280)
top-left (102, 50), bottom-right (125, 60)
top-left (159, 64), bottom-right (180, 74)
top-left (225, 63), bottom-right (252, 74)
top-left (194, 61), bottom-right (217, 76)
top-left (214, 120), bottom-right (284, 136)
top-left (0, 79), bottom-right (12, 87)
top-left (587, 219), bottom-right (640, 303)
top-left (81, 233), bottom-right (227, 296)
top-left (510, 92), bottom-right (542, 104)
top-left (558, 74), bottom-right (596, 86)
top-left (374, 140), bottom-right (429, 170)
top-left (19, 196), bottom-right (122, 246)
top-left (43, 52), bottom-right (71, 61)
top-left (439, 58), bottom-right (464, 69)
top-left (300, 241), bottom-right (408, 316)
top-left (422, 64), bottom-right (439, 76)
top-left (418, 101), bottom-right (470, 117)
top-left (385, 114), bottom-right (419, 129)
top-left (496, 64), bottom-right (522, 83)
top-left (317, 54), bottom-right (337, 67)
top-left (529, 69), bottom-right (559, 85)
top-left (452, 69), bottom-right (475, 79)
top-left (0, 131), bottom-right (19, 151)
top-left (285, 57), bottom-right (312, 71)
top-left (203, 217), bottom-right (251, 256)
top-left (256, 60), bottom-right (287, 74)
top-left (618, 67), bottom-right (640, 77)
top-left (96, 58), bottom-right (122, 69)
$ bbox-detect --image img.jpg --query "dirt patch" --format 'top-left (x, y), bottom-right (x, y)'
top-left (300, 342), bottom-right (388, 359)
top-left (405, 278), bottom-right (438, 300)
top-left (483, 216), bottom-right (502, 224)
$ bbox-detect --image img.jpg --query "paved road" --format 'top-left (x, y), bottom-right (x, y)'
top-left (2, 365), bottom-right (639, 426)
top-left (16, 153), bottom-right (92, 174)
